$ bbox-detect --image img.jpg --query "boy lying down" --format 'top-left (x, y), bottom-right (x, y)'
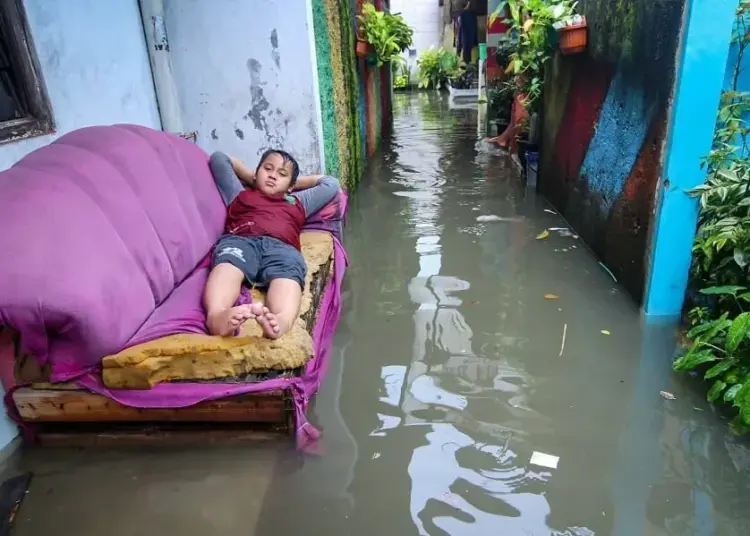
top-left (204, 151), bottom-right (340, 339)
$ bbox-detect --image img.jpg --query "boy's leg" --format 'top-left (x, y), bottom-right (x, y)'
top-left (209, 151), bottom-right (245, 206)
top-left (251, 278), bottom-right (303, 338)
top-left (204, 236), bottom-right (259, 336)
top-left (254, 239), bottom-right (307, 339)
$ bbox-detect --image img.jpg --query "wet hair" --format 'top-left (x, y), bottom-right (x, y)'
top-left (256, 149), bottom-right (300, 186)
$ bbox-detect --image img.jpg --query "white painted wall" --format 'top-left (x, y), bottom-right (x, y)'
top-left (391, 0), bottom-right (443, 73)
top-left (0, 0), bottom-right (161, 453)
top-left (0, 0), bottom-right (161, 170)
top-left (162, 0), bottom-right (323, 174)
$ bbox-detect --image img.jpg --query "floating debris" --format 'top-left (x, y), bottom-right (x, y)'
top-left (530, 451), bottom-right (559, 469)
top-left (660, 391), bottom-right (677, 400)
top-left (599, 262), bottom-right (617, 282)
top-left (544, 209), bottom-right (557, 214)
top-left (476, 215), bottom-right (524, 223)
top-left (601, 329), bottom-right (611, 335)
top-left (559, 324), bottom-right (568, 356)
top-left (536, 229), bottom-right (550, 240)
top-left (544, 294), bottom-right (559, 300)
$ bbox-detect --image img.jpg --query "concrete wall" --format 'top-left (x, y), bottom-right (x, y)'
top-left (0, 0), bottom-right (161, 171)
top-left (0, 0), bottom-right (161, 453)
top-left (391, 0), bottom-right (442, 72)
top-left (539, 0), bottom-right (686, 303)
top-left (162, 0), bottom-right (323, 175)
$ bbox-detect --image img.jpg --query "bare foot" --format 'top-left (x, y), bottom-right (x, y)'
top-left (488, 136), bottom-right (508, 148)
top-left (250, 303), bottom-right (283, 339)
top-left (207, 305), bottom-right (254, 336)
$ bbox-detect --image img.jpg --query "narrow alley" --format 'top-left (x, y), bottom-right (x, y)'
top-left (8, 93), bottom-right (750, 536)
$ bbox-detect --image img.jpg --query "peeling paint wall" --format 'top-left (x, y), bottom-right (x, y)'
top-left (0, 0), bottom-right (161, 171)
top-left (539, 0), bottom-right (686, 303)
top-left (162, 0), bottom-right (322, 174)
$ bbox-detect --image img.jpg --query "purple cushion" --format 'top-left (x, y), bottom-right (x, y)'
top-left (0, 125), bottom-right (225, 381)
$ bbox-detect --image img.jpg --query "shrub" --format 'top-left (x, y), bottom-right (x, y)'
top-left (416, 47), bottom-right (459, 89)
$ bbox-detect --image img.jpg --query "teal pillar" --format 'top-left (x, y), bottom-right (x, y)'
top-left (644, 0), bottom-right (738, 318)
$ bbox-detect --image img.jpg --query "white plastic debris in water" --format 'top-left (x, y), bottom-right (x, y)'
top-left (530, 451), bottom-right (559, 469)
top-left (476, 215), bottom-right (524, 223)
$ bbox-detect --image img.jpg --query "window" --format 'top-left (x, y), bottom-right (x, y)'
top-left (0, 0), bottom-right (53, 144)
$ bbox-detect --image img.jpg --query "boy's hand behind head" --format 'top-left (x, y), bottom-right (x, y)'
top-left (255, 149), bottom-right (300, 196)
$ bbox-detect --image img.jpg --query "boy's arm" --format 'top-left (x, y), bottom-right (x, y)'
top-left (230, 157), bottom-right (256, 187)
top-left (293, 174), bottom-right (325, 191)
top-left (293, 176), bottom-right (341, 217)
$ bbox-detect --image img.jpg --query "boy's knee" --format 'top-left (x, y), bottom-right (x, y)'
top-left (209, 151), bottom-right (232, 171)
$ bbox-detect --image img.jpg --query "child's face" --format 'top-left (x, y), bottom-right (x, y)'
top-left (256, 153), bottom-right (294, 195)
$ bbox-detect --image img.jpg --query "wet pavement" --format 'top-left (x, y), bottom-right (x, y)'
top-left (9, 93), bottom-right (750, 535)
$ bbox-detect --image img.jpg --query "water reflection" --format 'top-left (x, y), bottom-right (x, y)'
top-left (257, 92), bottom-right (750, 536)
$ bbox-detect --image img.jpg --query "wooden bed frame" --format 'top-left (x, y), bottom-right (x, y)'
top-left (12, 385), bottom-right (295, 446)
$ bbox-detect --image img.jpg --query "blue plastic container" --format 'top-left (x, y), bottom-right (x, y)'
top-left (526, 150), bottom-right (539, 188)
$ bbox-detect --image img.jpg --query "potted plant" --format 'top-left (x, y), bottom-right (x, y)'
top-left (556, 15), bottom-right (587, 55)
top-left (488, 0), bottom-right (578, 112)
top-left (392, 58), bottom-right (411, 90)
top-left (357, 2), bottom-right (414, 66)
top-left (487, 79), bottom-right (515, 133)
top-left (356, 33), bottom-right (370, 58)
top-left (447, 64), bottom-right (478, 99)
top-left (417, 47), bottom-right (459, 90)
top-left (493, 40), bottom-right (517, 72)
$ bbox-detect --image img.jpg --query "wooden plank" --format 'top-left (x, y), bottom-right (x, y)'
top-left (13, 387), bottom-right (289, 424)
top-left (33, 422), bottom-right (291, 447)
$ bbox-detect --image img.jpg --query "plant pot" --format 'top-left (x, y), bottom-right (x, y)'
top-left (356, 38), bottom-right (370, 58)
top-left (558, 19), bottom-right (587, 55)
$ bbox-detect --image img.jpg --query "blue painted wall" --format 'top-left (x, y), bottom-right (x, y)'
top-left (0, 0), bottom-right (161, 170)
top-left (645, 0), bottom-right (738, 317)
top-left (0, 0), bottom-right (161, 452)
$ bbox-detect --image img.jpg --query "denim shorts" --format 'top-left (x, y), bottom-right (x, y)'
top-left (211, 235), bottom-right (307, 288)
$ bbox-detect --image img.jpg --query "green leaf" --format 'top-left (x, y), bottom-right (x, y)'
top-left (687, 321), bottom-right (720, 339)
top-left (708, 380), bottom-right (727, 402)
top-left (733, 379), bottom-right (750, 408)
top-left (705, 358), bottom-right (738, 379)
top-left (725, 383), bottom-right (742, 402)
top-left (699, 313), bottom-right (731, 343)
top-left (700, 285), bottom-right (746, 296)
top-left (727, 312), bottom-right (750, 351)
top-left (673, 348), bottom-right (718, 371)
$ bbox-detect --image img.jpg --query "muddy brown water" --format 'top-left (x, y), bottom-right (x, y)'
top-left (10, 93), bottom-right (750, 536)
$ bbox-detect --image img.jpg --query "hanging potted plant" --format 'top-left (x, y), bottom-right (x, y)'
top-left (356, 28), bottom-right (370, 58)
top-left (556, 15), bottom-right (587, 55)
top-left (357, 2), bottom-right (414, 66)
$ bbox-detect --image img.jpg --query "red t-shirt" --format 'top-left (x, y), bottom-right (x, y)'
top-left (224, 189), bottom-right (306, 250)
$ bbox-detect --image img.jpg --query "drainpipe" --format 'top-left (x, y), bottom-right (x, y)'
top-left (139, 0), bottom-right (184, 134)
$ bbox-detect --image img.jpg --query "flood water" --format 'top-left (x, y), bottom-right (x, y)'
top-left (13, 93), bottom-right (750, 536)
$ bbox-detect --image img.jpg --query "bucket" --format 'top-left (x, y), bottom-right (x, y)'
top-left (525, 150), bottom-right (539, 188)
top-left (478, 43), bottom-right (487, 61)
